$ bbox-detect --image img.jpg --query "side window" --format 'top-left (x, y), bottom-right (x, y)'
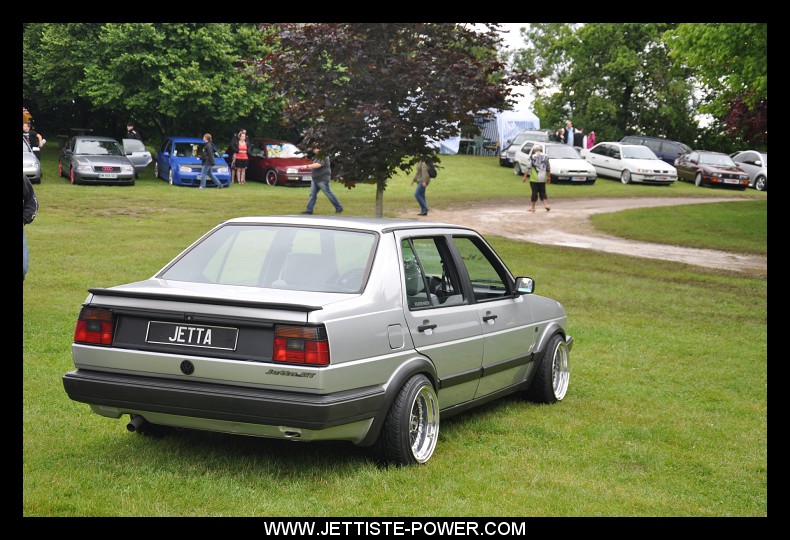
top-left (643, 139), bottom-right (662, 154)
top-left (450, 236), bottom-right (510, 302)
top-left (662, 142), bottom-right (682, 159)
top-left (402, 238), bottom-right (465, 310)
top-left (611, 146), bottom-right (621, 159)
top-left (591, 144), bottom-right (607, 156)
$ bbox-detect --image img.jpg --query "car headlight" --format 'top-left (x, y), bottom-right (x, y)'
top-left (75, 163), bottom-right (93, 172)
top-left (178, 165), bottom-right (193, 173)
top-left (121, 165), bottom-right (134, 173)
top-left (215, 166), bottom-right (229, 174)
top-left (286, 167), bottom-right (299, 174)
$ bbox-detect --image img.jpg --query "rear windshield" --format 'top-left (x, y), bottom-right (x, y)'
top-left (159, 224), bottom-right (377, 293)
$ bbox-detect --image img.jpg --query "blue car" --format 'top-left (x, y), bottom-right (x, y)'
top-left (155, 136), bottom-right (231, 187)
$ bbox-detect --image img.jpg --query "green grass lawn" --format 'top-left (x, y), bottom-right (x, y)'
top-left (23, 147), bottom-right (767, 517)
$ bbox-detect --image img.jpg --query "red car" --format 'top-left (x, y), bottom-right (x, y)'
top-left (674, 150), bottom-right (750, 190)
top-left (246, 138), bottom-right (314, 186)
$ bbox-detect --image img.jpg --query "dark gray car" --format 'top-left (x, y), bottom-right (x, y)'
top-left (58, 135), bottom-right (136, 185)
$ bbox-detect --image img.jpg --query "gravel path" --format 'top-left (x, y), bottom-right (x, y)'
top-left (399, 197), bottom-right (767, 276)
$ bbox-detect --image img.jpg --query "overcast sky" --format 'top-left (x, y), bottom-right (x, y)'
top-left (497, 23), bottom-right (533, 111)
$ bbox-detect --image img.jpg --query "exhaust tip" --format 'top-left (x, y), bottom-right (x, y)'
top-left (127, 414), bottom-right (146, 432)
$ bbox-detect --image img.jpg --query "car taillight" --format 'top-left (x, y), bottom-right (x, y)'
top-left (272, 325), bottom-right (329, 366)
top-left (74, 307), bottom-right (115, 345)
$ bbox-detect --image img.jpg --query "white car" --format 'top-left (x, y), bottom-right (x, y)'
top-left (580, 142), bottom-right (677, 185)
top-left (514, 142), bottom-right (597, 185)
top-left (499, 130), bottom-right (552, 167)
top-left (730, 150), bottom-right (767, 191)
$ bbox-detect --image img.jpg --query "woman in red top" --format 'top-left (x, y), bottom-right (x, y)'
top-left (234, 131), bottom-right (249, 184)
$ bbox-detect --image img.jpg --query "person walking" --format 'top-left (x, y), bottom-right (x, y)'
top-left (23, 122), bottom-right (45, 161)
top-left (523, 146), bottom-right (551, 212)
top-left (412, 160), bottom-right (432, 216)
top-left (23, 173), bottom-right (39, 282)
top-left (299, 143), bottom-right (343, 214)
top-left (198, 133), bottom-right (223, 189)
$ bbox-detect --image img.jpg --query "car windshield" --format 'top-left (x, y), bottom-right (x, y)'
top-left (546, 145), bottom-right (581, 159)
top-left (23, 139), bottom-right (33, 153)
top-left (159, 224), bottom-right (377, 293)
top-left (699, 153), bottom-right (737, 167)
top-left (266, 143), bottom-right (304, 158)
top-left (75, 139), bottom-right (124, 156)
top-left (622, 146), bottom-right (659, 160)
top-left (173, 142), bottom-right (203, 157)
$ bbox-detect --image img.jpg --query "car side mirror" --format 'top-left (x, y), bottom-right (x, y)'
top-left (514, 276), bottom-right (534, 295)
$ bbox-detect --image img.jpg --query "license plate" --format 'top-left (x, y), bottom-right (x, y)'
top-left (571, 176), bottom-right (586, 182)
top-left (146, 321), bottom-right (238, 350)
top-left (98, 173), bottom-right (117, 179)
top-left (723, 178), bottom-right (739, 184)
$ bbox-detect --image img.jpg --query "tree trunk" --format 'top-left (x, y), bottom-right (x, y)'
top-left (375, 179), bottom-right (385, 218)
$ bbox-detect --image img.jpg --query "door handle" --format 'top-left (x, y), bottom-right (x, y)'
top-left (482, 315), bottom-right (497, 323)
top-left (418, 324), bottom-right (437, 333)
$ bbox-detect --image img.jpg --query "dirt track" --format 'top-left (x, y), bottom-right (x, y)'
top-left (399, 197), bottom-right (767, 276)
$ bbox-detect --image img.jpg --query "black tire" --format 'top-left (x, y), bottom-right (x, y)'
top-left (526, 333), bottom-right (570, 404)
top-left (754, 176), bottom-right (767, 191)
top-left (513, 162), bottom-right (522, 175)
top-left (376, 374), bottom-right (439, 465)
top-left (265, 169), bottom-right (278, 186)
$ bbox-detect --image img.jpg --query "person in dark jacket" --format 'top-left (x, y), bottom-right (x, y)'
top-left (23, 173), bottom-right (39, 281)
top-left (299, 143), bottom-right (343, 214)
top-left (198, 133), bottom-right (223, 189)
top-left (125, 121), bottom-right (143, 142)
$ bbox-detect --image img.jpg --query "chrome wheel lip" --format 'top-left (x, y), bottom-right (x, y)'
top-left (552, 341), bottom-right (570, 401)
top-left (409, 385), bottom-right (440, 463)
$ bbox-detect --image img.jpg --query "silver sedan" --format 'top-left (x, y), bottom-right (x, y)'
top-left (62, 216), bottom-right (573, 465)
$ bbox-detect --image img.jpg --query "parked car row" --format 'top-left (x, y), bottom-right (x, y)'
top-left (504, 132), bottom-right (765, 192)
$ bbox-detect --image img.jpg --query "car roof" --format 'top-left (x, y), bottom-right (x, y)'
top-left (73, 135), bottom-right (119, 142)
top-left (164, 136), bottom-right (206, 143)
top-left (223, 215), bottom-right (476, 234)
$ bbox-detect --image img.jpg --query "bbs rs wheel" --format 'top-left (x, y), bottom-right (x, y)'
top-left (526, 334), bottom-right (570, 404)
top-left (265, 169), bottom-right (278, 186)
top-left (754, 176), bottom-right (766, 191)
top-left (376, 374), bottom-right (439, 465)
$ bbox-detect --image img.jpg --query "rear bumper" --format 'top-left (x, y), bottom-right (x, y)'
top-left (63, 369), bottom-right (385, 431)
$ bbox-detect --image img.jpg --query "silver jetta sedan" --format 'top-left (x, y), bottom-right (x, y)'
top-left (63, 216), bottom-right (573, 465)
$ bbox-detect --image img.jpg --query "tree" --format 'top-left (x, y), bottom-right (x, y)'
top-left (257, 23), bottom-right (532, 217)
top-left (666, 23), bottom-right (767, 148)
top-left (23, 23), bottom-right (276, 141)
top-left (512, 23), bottom-right (698, 144)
